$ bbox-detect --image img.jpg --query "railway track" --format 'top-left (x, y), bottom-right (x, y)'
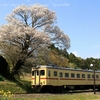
top-left (14, 89), bottom-right (100, 98)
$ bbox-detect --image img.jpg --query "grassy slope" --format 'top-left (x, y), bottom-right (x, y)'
top-left (0, 73), bottom-right (35, 93)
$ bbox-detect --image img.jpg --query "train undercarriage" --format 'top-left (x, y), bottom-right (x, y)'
top-left (32, 85), bottom-right (100, 93)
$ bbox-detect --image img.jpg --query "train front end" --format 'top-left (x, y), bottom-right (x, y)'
top-left (31, 66), bottom-right (47, 91)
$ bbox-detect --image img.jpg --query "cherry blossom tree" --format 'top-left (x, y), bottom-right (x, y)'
top-left (0, 4), bottom-right (70, 77)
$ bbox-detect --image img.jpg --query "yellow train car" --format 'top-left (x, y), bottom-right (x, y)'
top-left (31, 65), bottom-right (100, 92)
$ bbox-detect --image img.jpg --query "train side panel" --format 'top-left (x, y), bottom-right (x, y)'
top-left (31, 65), bottom-right (100, 91)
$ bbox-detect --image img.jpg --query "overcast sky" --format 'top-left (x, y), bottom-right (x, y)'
top-left (0, 0), bottom-right (100, 59)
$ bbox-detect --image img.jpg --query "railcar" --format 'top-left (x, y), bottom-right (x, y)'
top-left (31, 65), bottom-right (100, 92)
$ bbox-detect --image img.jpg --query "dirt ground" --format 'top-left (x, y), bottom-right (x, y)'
top-left (14, 91), bottom-right (100, 99)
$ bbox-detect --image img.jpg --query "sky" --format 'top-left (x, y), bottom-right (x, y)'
top-left (0, 0), bottom-right (100, 59)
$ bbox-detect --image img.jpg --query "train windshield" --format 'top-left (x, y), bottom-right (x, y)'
top-left (32, 70), bottom-right (45, 76)
top-left (32, 71), bottom-right (35, 76)
top-left (40, 70), bottom-right (45, 75)
top-left (31, 70), bottom-right (39, 76)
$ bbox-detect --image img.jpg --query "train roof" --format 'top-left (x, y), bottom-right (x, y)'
top-left (33, 65), bottom-right (100, 73)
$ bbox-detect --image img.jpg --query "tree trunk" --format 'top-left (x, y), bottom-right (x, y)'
top-left (11, 59), bottom-right (24, 77)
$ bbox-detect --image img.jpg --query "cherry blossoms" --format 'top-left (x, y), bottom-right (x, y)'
top-left (0, 4), bottom-right (70, 75)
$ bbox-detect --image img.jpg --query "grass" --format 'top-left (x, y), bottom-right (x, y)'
top-left (32, 94), bottom-right (99, 100)
top-left (0, 73), bottom-right (35, 93)
top-left (0, 81), bottom-right (27, 93)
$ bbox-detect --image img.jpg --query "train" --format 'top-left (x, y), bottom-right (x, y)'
top-left (31, 65), bottom-right (100, 92)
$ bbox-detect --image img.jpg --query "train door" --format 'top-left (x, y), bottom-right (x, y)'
top-left (35, 70), bottom-right (40, 85)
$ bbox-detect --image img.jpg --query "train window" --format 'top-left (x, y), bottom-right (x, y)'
top-left (77, 74), bottom-right (80, 78)
top-left (92, 75), bottom-right (94, 78)
top-left (96, 75), bottom-right (99, 79)
top-left (32, 71), bottom-right (35, 76)
top-left (48, 71), bottom-right (50, 76)
top-left (54, 71), bottom-right (57, 76)
top-left (88, 74), bottom-right (90, 78)
top-left (82, 74), bottom-right (85, 78)
top-left (59, 72), bottom-right (63, 77)
top-left (65, 73), bottom-right (69, 78)
top-left (37, 70), bottom-right (39, 76)
top-left (71, 73), bottom-right (75, 78)
top-left (40, 70), bottom-right (45, 76)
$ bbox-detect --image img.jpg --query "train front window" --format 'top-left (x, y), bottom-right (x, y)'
top-left (32, 71), bottom-right (35, 76)
top-left (40, 70), bottom-right (45, 76)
